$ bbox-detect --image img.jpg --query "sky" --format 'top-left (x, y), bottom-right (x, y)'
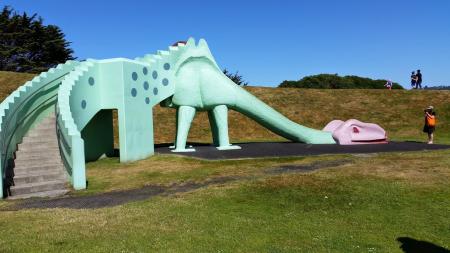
top-left (2, 0), bottom-right (450, 88)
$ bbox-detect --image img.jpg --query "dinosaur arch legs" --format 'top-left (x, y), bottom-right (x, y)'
top-left (172, 105), bottom-right (241, 152)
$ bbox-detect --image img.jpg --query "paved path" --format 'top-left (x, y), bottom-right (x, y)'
top-left (156, 141), bottom-right (450, 160)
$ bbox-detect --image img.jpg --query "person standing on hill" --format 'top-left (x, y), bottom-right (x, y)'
top-left (415, 69), bottom-right (423, 89)
top-left (423, 106), bottom-right (436, 144)
top-left (410, 71), bottom-right (417, 88)
top-left (385, 80), bottom-right (393, 90)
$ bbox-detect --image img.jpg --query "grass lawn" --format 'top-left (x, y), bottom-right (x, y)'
top-left (0, 149), bottom-right (449, 252)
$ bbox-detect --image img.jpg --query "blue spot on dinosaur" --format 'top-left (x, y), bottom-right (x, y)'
top-left (132, 72), bottom-right (138, 81)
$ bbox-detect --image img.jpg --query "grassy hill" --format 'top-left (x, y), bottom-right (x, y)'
top-left (0, 71), bottom-right (35, 100)
top-left (2, 71), bottom-right (450, 144)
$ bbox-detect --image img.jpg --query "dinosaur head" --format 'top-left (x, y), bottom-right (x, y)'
top-left (173, 37), bottom-right (221, 74)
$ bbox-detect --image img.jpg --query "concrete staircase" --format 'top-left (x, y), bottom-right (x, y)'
top-left (9, 112), bottom-right (69, 199)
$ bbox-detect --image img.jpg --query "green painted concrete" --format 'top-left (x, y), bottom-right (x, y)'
top-left (0, 38), bottom-right (335, 197)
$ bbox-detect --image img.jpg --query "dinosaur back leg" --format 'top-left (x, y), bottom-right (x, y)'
top-left (172, 105), bottom-right (196, 152)
top-left (209, 105), bottom-right (241, 150)
top-left (208, 110), bottom-right (220, 146)
top-left (169, 108), bottom-right (179, 149)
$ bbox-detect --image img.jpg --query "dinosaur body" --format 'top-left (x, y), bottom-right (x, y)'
top-left (138, 38), bottom-right (336, 151)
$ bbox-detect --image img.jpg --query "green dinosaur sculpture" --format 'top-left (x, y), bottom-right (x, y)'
top-left (140, 38), bottom-right (336, 152)
top-left (0, 37), bottom-right (335, 196)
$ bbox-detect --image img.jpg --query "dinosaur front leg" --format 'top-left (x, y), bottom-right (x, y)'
top-left (172, 105), bottom-right (196, 152)
top-left (209, 105), bottom-right (241, 150)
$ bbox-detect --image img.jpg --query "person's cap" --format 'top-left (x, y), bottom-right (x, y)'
top-left (426, 106), bottom-right (434, 110)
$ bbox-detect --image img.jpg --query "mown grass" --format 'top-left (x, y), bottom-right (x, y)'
top-left (0, 150), bottom-right (449, 252)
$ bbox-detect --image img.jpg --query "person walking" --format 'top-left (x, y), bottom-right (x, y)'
top-left (410, 71), bottom-right (417, 89)
top-left (416, 69), bottom-right (422, 89)
top-left (423, 106), bottom-right (436, 144)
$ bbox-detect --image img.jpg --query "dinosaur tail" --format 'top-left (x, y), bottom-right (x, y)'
top-left (229, 87), bottom-right (336, 144)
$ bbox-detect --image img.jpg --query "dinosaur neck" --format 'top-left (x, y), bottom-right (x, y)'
top-left (229, 87), bottom-right (335, 144)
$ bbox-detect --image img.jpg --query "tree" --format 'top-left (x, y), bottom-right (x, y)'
top-left (0, 6), bottom-right (75, 73)
top-left (223, 69), bottom-right (248, 86)
top-left (279, 74), bottom-right (403, 89)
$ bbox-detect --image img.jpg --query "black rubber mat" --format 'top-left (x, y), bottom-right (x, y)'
top-left (156, 141), bottom-right (450, 160)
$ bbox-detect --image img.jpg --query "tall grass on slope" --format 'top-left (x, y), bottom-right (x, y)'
top-left (1, 71), bottom-right (449, 144)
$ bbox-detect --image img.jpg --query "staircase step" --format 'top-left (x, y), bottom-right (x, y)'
top-left (21, 136), bottom-right (58, 143)
top-left (8, 189), bottom-right (69, 200)
top-left (28, 126), bottom-right (56, 133)
top-left (14, 171), bottom-right (66, 184)
top-left (16, 147), bottom-right (60, 154)
top-left (14, 158), bottom-right (62, 167)
top-left (31, 127), bottom-right (56, 134)
top-left (14, 154), bottom-right (60, 161)
top-left (10, 180), bottom-right (67, 196)
top-left (18, 143), bottom-right (59, 151)
top-left (26, 132), bottom-right (58, 138)
top-left (14, 164), bottom-right (64, 175)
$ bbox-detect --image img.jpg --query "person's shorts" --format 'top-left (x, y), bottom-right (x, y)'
top-left (423, 125), bottom-right (435, 134)
top-left (411, 82), bottom-right (416, 87)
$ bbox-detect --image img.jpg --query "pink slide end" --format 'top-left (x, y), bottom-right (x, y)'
top-left (323, 119), bottom-right (388, 145)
